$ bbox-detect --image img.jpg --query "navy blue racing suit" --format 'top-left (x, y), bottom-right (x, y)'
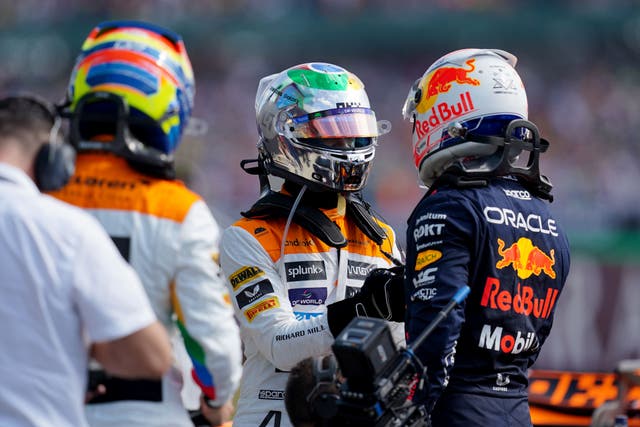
top-left (404, 177), bottom-right (570, 426)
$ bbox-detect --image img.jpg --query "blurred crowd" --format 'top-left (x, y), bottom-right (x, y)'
top-left (1, 0), bottom-right (639, 244)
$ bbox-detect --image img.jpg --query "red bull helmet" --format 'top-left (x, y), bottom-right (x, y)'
top-left (402, 49), bottom-right (531, 188)
top-left (255, 62), bottom-right (390, 192)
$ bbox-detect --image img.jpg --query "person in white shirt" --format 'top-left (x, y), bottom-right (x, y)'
top-left (0, 94), bottom-right (172, 427)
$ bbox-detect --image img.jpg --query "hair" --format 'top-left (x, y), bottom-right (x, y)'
top-left (286, 357), bottom-right (319, 427)
top-left (0, 95), bottom-right (56, 157)
top-left (285, 357), bottom-right (341, 427)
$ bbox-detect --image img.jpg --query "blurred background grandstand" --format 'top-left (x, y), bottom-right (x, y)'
top-left (1, 0), bottom-right (638, 370)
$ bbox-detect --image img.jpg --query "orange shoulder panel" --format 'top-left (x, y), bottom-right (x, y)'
top-left (47, 153), bottom-right (200, 223)
top-left (233, 217), bottom-right (332, 262)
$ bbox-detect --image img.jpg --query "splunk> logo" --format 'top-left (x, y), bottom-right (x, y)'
top-left (285, 261), bottom-right (326, 282)
top-left (495, 237), bottom-right (556, 279)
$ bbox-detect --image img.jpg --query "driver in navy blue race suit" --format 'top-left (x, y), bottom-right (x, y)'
top-left (400, 49), bottom-right (571, 426)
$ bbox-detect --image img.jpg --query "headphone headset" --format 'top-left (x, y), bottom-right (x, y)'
top-left (0, 94), bottom-right (76, 191)
top-left (307, 355), bottom-right (340, 421)
top-left (35, 104), bottom-right (76, 191)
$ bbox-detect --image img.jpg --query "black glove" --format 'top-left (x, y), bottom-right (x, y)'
top-left (326, 266), bottom-right (405, 337)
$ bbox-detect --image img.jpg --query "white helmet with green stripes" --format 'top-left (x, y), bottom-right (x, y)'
top-left (255, 62), bottom-right (389, 192)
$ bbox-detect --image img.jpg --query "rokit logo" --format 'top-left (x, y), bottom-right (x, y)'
top-left (413, 223), bottom-right (445, 241)
top-left (285, 261), bottom-right (326, 282)
top-left (289, 288), bottom-right (327, 306)
top-left (347, 260), bottom-right (375, 280)
top-left (235, 279), bottom-right (274, 309)
top-left (478, 324), bottom-right (539, 354)
top-left (258, 389), bottom-right (285, 400)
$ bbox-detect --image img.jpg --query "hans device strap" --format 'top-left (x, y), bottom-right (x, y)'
top-left (241, 191), bottom-right (387, 249)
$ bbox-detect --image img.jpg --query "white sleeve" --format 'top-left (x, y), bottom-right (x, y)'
top-left (173, 201), bottom-right (242, 405)
top-left (72, 215), bottom-right (156, 343)
top-left (220, 226), bottom-right (334, 371)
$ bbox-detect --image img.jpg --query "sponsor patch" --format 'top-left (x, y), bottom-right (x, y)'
top-left (347, 260), bottom-right (375, 280)
top-left (484, 207), bottom-right (558, 236)
top-left (411, 287), bottom-right (437, 302)
top-left (285, 260), bottom-right (326, 282)
top-left (495, 238), bottom-right (556, 280)
top-left (480, 277), bottom-right (559, 319)
top-left (289, 287), bottom-right (327, 306)
top-left (503, 189), bottom-right (531, 200)
top-left (236, 279), bottom-right (274, 309)
top-left (415, 212), bottom-right (447, 225)
top-left (412, 267), bottom-right (437, 287)
top-left (294, 311), bottom-right (323, 321)
top-left (413, 223), bottom-right (445, 241)
top-left (478, 324), bottom-right (539, 354)
top-left (415, 249), bottom-right (442, 271)
top-left (244, 297), bottom-right (279, 322)
top-left (229, 266), bottom-right (265, 290)
top-left (258, 389), bottom-right (285, 400)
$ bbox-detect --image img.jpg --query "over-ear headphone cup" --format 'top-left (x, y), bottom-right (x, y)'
top-left (35, 143), bottom-right (76, 192)
top-left (311, 391), bottom-right (339, 419)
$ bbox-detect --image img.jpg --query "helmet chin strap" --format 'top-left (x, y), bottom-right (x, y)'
top-left (62, 92), bottom-right (176, 179)
top-left (430, 119), bottom-right (554, 201)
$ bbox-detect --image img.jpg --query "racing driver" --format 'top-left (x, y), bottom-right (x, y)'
top-left (220, 62), bottom-right (406, 427)
top-left (401, 48), bottom-right (571, 426)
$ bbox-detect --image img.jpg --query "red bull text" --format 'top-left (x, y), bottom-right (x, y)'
top-left (480, 277), bottom-right (559, 319)
top-left (414, 91), bottom-right (475, 145)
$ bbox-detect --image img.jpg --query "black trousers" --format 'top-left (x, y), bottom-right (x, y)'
top-left (430, 392), bottom-right (532, 427)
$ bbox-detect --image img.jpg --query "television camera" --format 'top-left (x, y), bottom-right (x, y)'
top-left (313, 286), bottom-right (470, 427)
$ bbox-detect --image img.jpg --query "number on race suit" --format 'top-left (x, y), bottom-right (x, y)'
top-left (258, 410), bottom-right (282, 427)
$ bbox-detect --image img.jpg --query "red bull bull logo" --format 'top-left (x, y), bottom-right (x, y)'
top-left (416, 59), bottom-right (480, 114)
top-left (496, 237), bottom-right (556, 280)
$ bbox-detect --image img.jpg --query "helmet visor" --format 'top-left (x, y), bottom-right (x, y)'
top-left (289, 107), bottom-right (379, 139)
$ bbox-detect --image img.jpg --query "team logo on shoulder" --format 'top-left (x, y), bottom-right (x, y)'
top-left (236, 279), bottom-right (274, 309)
top-left (228, 266), bottom-right (265, 290)
top-left (415, 249), bottom-right (442, 271)
top-left (244, 297), bottom-right (280, 322)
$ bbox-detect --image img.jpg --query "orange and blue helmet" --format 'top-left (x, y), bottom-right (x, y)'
top-left (67, 20), bottom-right (194, 159)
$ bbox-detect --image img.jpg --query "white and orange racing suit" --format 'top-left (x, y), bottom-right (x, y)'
top-left (220, 192), bottom-right (403, 427)
top-left (49, 152), bottom-right (242, 427)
